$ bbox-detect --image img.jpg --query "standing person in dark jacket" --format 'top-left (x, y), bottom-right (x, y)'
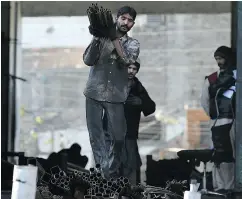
top-left (83, 6), bottom-right (140, 179)
top-left (201, 46), bottom-right (236, 191)
top-left (104, 58), bottom-right (156, 184)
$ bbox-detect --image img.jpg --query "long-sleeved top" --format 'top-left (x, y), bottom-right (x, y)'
top-left (83, 35), bottom-right (140, 103)
top-left (124, 77), bottom-right (156, 139)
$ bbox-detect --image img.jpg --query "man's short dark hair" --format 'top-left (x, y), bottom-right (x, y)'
top-left (134, 61), bottom-right (140, 71)
top-left (117, 6), bottom-right (137, 21)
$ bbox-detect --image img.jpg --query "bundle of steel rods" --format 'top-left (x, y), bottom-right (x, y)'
top-left (49, 166), bottom-right (71, 194)
top-left (87, 3), bottom-right (114, 34)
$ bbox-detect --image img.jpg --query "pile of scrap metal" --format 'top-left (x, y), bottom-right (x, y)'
top-left (36, 163), bottom-right (183, 199)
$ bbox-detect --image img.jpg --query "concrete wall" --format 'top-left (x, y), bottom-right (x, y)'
top-left (19, 13), bottom-right (231, 159)
top-left (132, 13), bottom-right (231, 113)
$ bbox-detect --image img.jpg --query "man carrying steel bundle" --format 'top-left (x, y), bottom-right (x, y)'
top-left (83, 5), bottom-right (140, 179)
top-left (201, 46), bottom-right (236, 192)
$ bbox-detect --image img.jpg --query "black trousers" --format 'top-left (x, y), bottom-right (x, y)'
top-left (211, 123), bottom-right (234, 164)
top-left (86, 97), bottom-right (126, 178)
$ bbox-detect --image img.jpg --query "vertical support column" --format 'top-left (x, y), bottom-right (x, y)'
top-left (231, 2), bottom-right (238, 50)
top-left (1, 1), bottom-right (11, 155)
top-left (8, 1), bottom-right (22, 153)
top-left (13, 2), bottom-right (23, 153)
top-left (235, 1), bottom-right (242, 191)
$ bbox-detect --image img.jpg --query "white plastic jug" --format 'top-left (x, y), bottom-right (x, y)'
top-left (184, 191), bottom-right (201, 199)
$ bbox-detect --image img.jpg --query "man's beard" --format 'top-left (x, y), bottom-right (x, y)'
top-left (118, 24), bottom-right (129, 33)
top-left (218, 63), bottom-right (228, 70)
top-left (218, 63), bottom-right (224, 68)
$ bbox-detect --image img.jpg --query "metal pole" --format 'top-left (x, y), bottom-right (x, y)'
top-left (235, 1), bottom-right (242, 191)
top-left (1, 1), bottom-right (11, 157)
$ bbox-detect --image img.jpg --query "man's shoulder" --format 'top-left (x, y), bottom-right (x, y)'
top-left (127, 36), bottom-right (140, 46)
top-left (133, 77), bottom-right (147, 92)
top-left (133, 77), bottom-right (141, 85)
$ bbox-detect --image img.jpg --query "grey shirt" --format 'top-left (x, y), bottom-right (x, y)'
top-left (83, 35), bottom-right (140, 103)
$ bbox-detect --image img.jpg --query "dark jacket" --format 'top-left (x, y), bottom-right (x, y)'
top-left (125, 77), bottom-right (156, 139)
top-left (103, 77), bottom-right (156, 139)
top-left (206, 70), bottom-right (236, 120)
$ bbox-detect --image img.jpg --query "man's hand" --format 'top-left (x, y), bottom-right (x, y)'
top-left (126, 96), bottom-right (142, 105)
top-left (88, 24), bottom-right (117, 40)
top-left (88, 25), bottom-right (106, 38)
top-left (107, 23), bottom-right (117, 41)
